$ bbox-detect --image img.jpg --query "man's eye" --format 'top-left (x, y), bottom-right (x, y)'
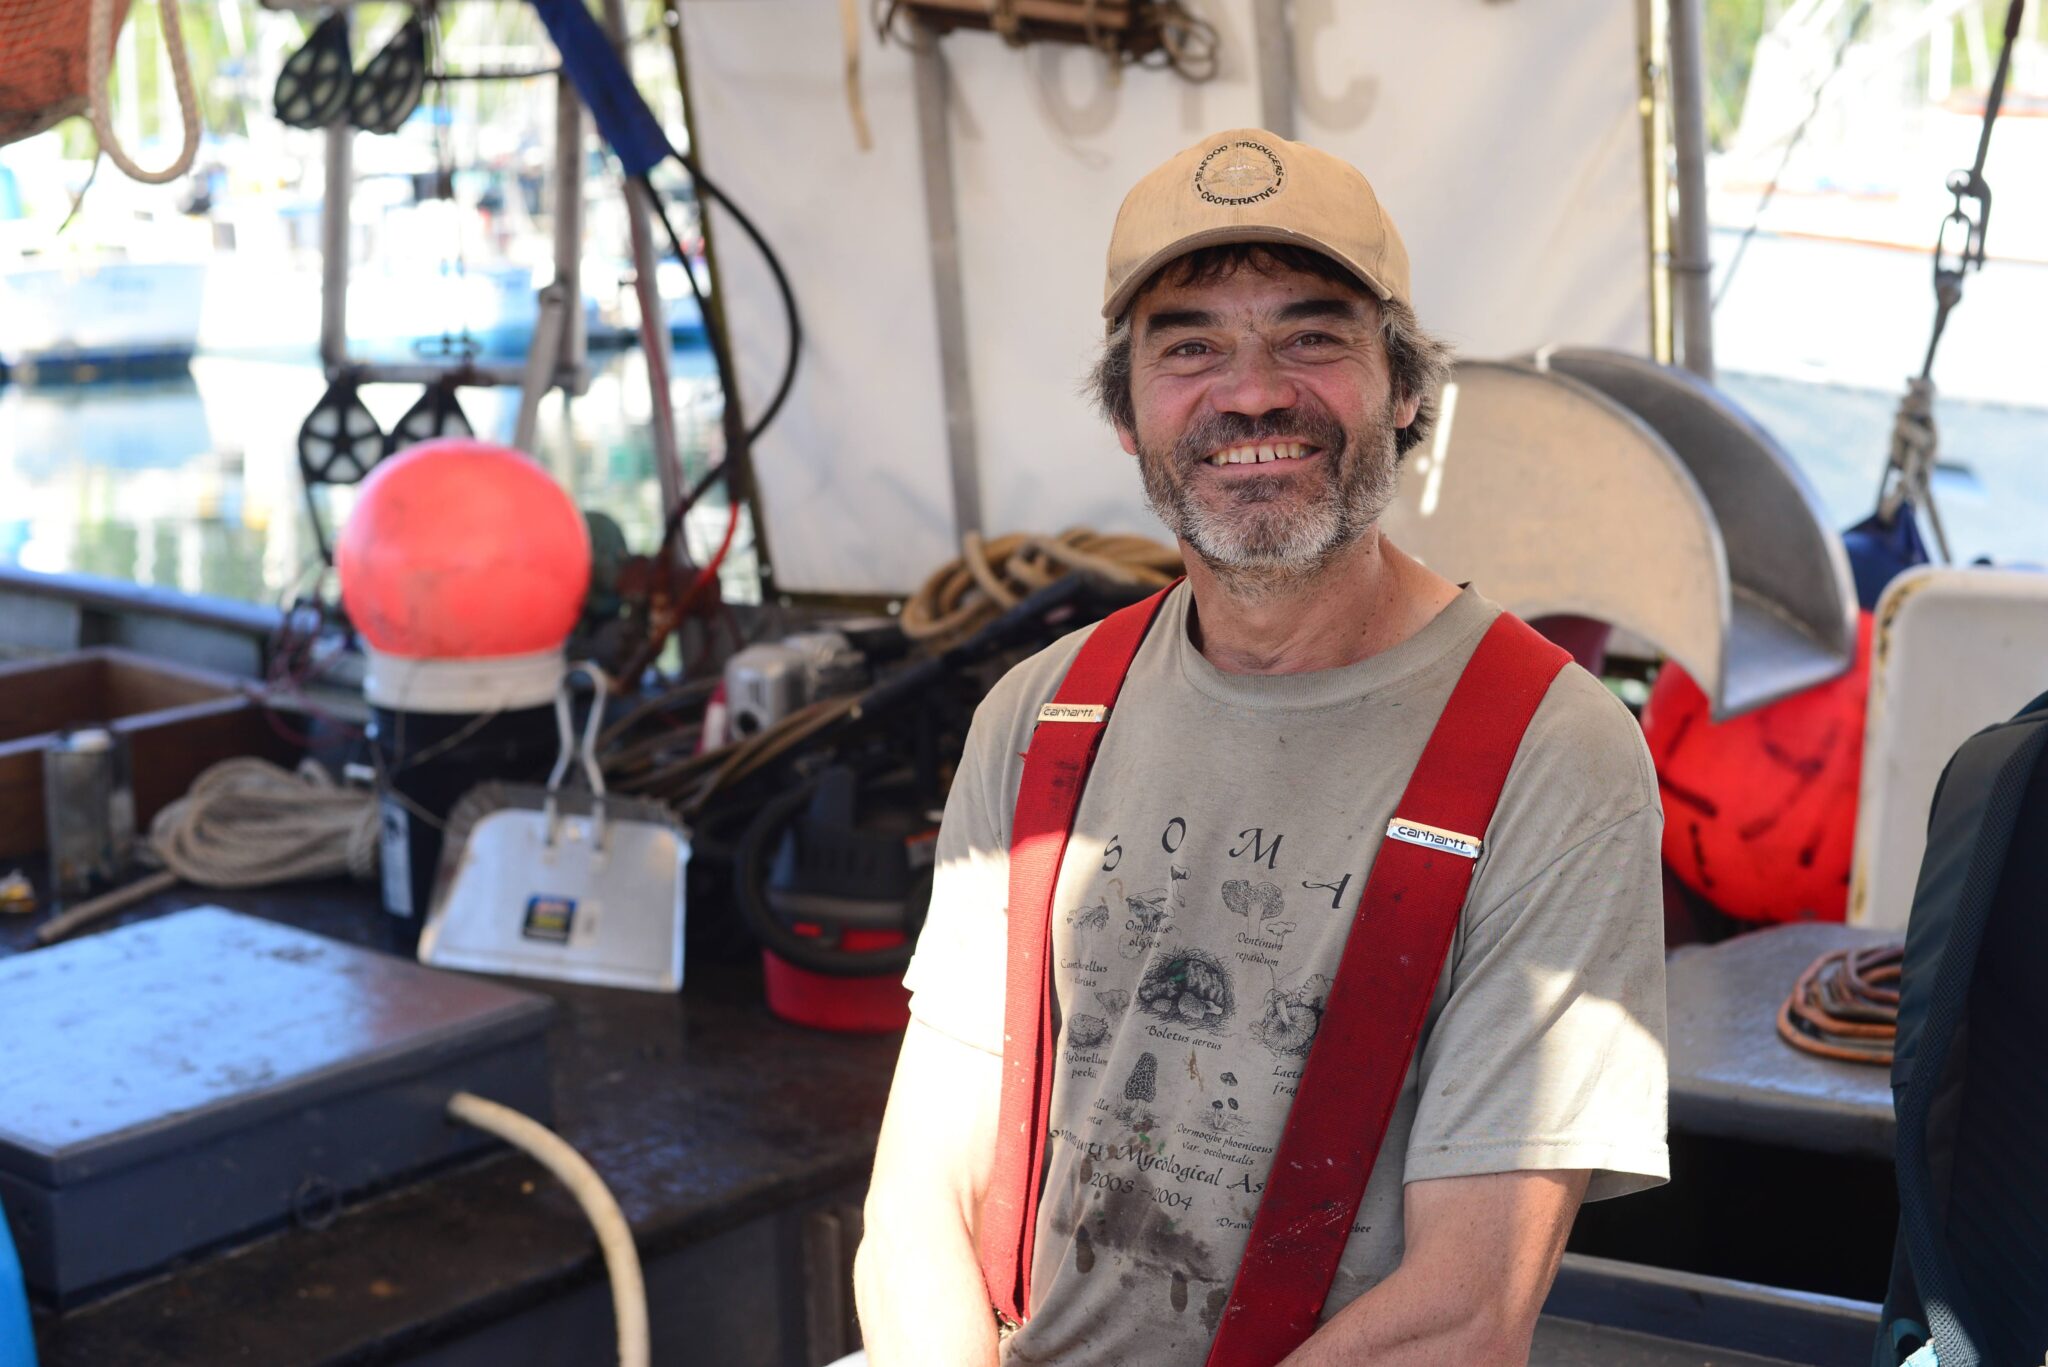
top-left (1166, 340), bottom-right (1211, 358)
top-left (1291, 332), bottom-right (1336, 349)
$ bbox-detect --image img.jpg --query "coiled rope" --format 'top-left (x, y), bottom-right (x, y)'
top-left (603, 529), bottom-right (1180, 812)
top-left (899, 528), bottom-right (1180, 648)
top-left (1776, 942), bottom-right (1903, 1065)
top-left (152, 757), bottom-right (380, 885)
top-left (38, 758), bottom-right (378, 945)
top-left (87, 0), bottom-right (201, 184)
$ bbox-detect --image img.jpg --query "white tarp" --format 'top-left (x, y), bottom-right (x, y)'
top-left (683, 2), bottom-right (1650, 595)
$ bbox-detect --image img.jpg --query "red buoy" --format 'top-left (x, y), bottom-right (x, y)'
top-left (1642, 611), bottom-right (1874, 924)
top-left (338, 438), bottom-right (590, 663)
top-left (336, 439), bottom-right (592, 937)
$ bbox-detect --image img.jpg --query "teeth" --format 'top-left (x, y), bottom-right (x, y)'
top-left (1207, 442), bottom-right (1311, 466)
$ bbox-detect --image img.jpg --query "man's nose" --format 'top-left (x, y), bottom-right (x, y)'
top-left (1208, 343), bottom-right (1298, 417)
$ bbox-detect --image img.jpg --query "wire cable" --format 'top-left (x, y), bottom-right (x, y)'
top-left (684, 497), bottom-right (745, 609)
top-left (1712, 1), bottom-right (1873, 313)
top-left (446, 1092), bottom-right (650, 1367)
top-left (1868, 0), bottom-right (2025, 562)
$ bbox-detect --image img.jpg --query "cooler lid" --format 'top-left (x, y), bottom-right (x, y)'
top-left (0, 906), bottom-right (554, 1187)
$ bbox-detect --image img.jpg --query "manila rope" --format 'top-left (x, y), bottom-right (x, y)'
top-left (37, 758), bottom-right (378, 945)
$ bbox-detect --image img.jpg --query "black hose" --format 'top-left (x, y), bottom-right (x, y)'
top-left (637, 166), bottom-right (799, 556)
top-left (636, 137), bottom-right (803, 482)
top-left (668, 144), bottom-right (804, 443)
top-left (639, 174), bottom-right (738, 543)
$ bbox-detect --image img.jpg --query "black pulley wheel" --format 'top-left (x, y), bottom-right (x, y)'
top-left (350, 15), bottom-right (427, 135)
top-left (274, 13), bottom-right (354, 130)
top-left (387, 379), bottom-right (473, 455)
top-left (297, 377), bottom-right (385, 486)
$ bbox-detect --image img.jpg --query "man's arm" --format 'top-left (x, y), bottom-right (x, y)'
top-left (854, 1018), bottom-right (1004, 1367)
top-left (1279, 1169), bottom-right (1589, 1366)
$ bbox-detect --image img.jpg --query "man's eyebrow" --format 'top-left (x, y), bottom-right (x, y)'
top-left (1275, 297), bottom-right (1368, 325)
top-left (1142, 308), bottom-right (1217, 337)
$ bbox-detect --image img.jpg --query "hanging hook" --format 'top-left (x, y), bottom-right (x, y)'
top-left (544, 663), bottom-right (612, 851)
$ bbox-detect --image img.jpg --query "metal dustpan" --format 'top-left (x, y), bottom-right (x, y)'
top-left (420, 665), bottom-right (688, 992)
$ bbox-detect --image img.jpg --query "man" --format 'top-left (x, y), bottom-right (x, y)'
top-left (855, 129), bottom-right (1668, 1366)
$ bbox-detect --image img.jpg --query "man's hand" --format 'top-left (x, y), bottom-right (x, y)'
top-left (1277, 1169), bottom-right (1589, 1366)
top-left (854, 1019), bottom-right (1005, 1367)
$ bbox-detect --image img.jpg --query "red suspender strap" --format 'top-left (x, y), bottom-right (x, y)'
top-left (981, 585), bottom-right (1176, 1325)
top-left (1203, 611), bottom-right (1569, 1367)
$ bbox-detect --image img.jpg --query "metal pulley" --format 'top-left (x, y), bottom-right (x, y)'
top-left (387, 378), bottom-right (475, 456)
top-left (273, 12), bottom-right (354, 130)
top-left (296, 373), bottom-right (385, 564)
top-left (349, 13), bottom-right (428, 135)
top-left (297, 374), bottom-right (384, 488)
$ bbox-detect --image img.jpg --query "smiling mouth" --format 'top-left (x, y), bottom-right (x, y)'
top-left (1204, 440), bottom-right (1318, 468)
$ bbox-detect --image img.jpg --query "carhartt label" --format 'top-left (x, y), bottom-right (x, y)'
top-left (1038, 703), bottom-right (1110, 724)
top-left (1385, 818), bottom-right (1482, 859)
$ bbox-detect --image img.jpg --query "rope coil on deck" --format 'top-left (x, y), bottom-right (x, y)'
top-left (37, 758), bottom-right (378, 945)
top-left (1776, 943), bottom-right (1903, 1065)
top-left (150, 757), bottom-right (380, 886)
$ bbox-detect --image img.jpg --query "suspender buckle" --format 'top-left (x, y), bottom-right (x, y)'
top-left (1384, 818), bottom-right (1483, 860)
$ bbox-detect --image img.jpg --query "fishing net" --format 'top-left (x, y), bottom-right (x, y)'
top-left (0, 0), bottom-right (131, 146)
top-left (0, 0), bottom-right (198, 183)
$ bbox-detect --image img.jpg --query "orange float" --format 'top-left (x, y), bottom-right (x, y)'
top-left (1642, 610), bottom-right (1875, 924)
top-left (338, 438), bottom-right (590, 665)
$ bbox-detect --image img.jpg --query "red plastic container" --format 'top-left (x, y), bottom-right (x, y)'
top-left (761, 926), bottom-right (911, 1033)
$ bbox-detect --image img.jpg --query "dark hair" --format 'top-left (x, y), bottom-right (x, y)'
top-left (1087, 242), bottom-right (1454, 457)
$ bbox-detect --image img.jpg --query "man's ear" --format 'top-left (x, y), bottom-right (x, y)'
top-left (1114, 422), bottom-right (1139, 457)
top-left (1393, 389), bottom-right (1422, 431)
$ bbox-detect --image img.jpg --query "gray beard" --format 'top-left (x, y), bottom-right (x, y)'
top-left (1136, 399), bottom-right (1401, 599)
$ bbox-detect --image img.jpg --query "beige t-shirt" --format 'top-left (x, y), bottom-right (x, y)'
top-left (904, 583), bottom-right (1669, 1365)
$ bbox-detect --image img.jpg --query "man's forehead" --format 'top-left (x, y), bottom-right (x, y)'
top-left (1135, 266), bottom-right (1376, 331)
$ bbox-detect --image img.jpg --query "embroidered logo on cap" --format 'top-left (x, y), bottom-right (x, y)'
top-left (1385, 818), bottom-right (1482, 860)
top-left (1194, 139), bottom-right (1284, 205)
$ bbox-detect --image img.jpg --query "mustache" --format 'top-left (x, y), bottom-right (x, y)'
top-left (1168, 403), bottom-right (1351, 469)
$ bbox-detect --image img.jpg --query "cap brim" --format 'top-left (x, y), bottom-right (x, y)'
top-left (1103, 224), bottom-right (1395, 321)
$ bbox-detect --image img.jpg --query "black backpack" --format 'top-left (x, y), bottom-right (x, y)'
top-left (1877, 689), bottom-right (2048, 1367)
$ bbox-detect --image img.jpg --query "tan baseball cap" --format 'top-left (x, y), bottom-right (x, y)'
top-left (1102, 128), bottom-right (1411, 320)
